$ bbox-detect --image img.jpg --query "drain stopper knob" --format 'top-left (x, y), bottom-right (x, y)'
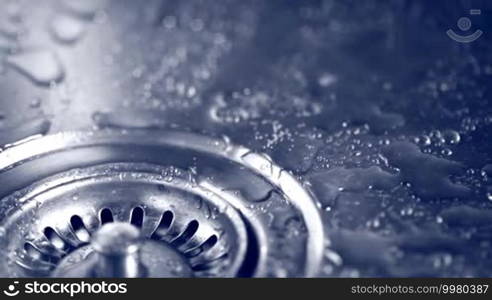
top-left (92, 222), bottom-right (147, 278)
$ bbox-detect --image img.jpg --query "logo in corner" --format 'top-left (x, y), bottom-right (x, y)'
top-left (447, 9), bottom-right (483, 43)
top-left (3, 281), bottom-right (20, 297)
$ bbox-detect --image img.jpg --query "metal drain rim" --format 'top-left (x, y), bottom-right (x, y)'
top-left (4, 164), bottom-right (249, 277)
top-left (0, 129), bottom-right (325, 277)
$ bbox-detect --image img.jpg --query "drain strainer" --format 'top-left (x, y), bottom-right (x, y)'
top-left (0, 130), bottom-right (324, 277)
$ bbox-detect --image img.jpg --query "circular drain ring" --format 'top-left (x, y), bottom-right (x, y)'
top-left (0, 129), bottom-right (325, 277)
top-left (8, 163), bottom-right (249, 277)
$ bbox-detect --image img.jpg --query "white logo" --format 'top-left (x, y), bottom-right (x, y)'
top-left (3, 281), bottom-right (20, 297)
top-left (447, 9), bottom-right (483, 43)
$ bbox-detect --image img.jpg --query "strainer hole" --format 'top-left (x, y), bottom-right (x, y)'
top-left (201, 234), bottom-right (218, 251)
top-left (99, 208), bottom-right (114, 224)
top-left (24, 242), bottom-right (43, 261)
top-left (130, 206), bottom-right (145, 228)
top-left (171, 220), bottom-right (199, 247)
top-left (23, 242), bottom-right (59, 265)
top-left (43, 227), bottom-right (69, 251)
top-left (151, 210), bottom-right (174, 239)
top-left (192, 253), bottom-right (227, 271)
top-left (185, 234), bottom-right (218, 257)
top-left (69, 215), bottom-right (90, 243)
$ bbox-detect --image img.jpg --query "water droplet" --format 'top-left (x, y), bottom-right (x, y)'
top-left (190, 18), bottom-right (204, 32)
top-left (416, 135), bottom-right (431, 146)
top-left (439, 82), bottom-right (450, 92)
top-left (50, 15), bottom-right (86, 44)
top-left (441, 148), bottom-right (453, 156)
top-left (318, 73), bottom-right (337, 87)
top-left (487, 192), bottom-right (492, 202)
top-left (272, 266), bottom-right (288, 278)
top-left (442, 130), bottom-right (461, 145)
top-left (29, 97), bottom-right (41, 109)
top-left (6, 50), bottom-right (65, 86)
top-left (162, 16), bottom-right (177, 29)
top-left (382, 81), bottom-right (393, 91)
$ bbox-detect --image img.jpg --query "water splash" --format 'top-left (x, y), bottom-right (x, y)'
top-left (307, 166), bottom-right (400, 206)
top-left (382, 142), bottom-right (470, 198)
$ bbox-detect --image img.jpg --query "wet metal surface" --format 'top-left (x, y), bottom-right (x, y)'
top-left (0, 0), bottom-right (492, 277)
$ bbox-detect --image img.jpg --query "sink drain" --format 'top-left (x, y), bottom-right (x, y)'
top-left (0, 130), bottom-right (324, 277)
